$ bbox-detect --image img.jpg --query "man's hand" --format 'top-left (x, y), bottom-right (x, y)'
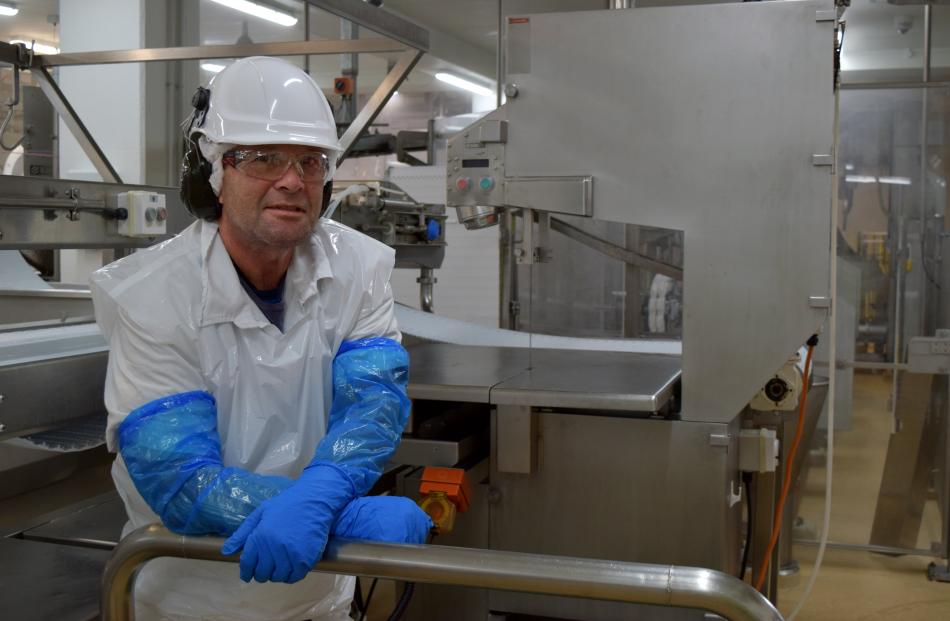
top-left (221, 462), bottom-right (355, 583)
top-left (333, 496), bottom-right (433, 544)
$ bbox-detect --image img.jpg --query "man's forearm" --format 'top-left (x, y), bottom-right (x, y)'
top-left (311, 337), bottom-right (411, 494)
top-left (118, 391), bottom-right (292, 536)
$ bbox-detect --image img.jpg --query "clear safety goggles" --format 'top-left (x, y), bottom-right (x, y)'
top-left (223, 148), bottom-right (331, 183)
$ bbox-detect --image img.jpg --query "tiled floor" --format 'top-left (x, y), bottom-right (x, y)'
top-left (777, 372), bottom-right (950, 620)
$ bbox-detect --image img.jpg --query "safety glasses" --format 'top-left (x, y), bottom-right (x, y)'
top-left (223, 149), bottom-right (330, 183)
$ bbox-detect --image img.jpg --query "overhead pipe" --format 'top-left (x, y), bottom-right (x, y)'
top-left (101, 524), bottom-right (783, 621)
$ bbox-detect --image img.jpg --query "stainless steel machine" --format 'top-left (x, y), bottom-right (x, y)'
top-left (394, 1), bottom-right (839, 619)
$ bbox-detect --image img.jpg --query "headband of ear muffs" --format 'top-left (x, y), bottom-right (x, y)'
top-left (180, 85), bottom-right (335, 222)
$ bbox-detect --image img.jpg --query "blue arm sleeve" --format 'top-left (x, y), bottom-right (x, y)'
top-left (118, 391), bottom-right (293, 536)
top-left (312, 337), bottom-right (411, 495)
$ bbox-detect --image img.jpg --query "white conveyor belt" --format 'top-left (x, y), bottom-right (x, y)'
top-left (395, 304), bottom-right (681, 355)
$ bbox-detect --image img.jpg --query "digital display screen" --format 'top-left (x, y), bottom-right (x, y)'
top-left (462, 158), bottom-right (490, 169)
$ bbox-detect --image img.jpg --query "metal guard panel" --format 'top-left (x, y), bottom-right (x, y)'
top-left (505, 1), bottom-right (835, 422)
top-left (505, 177), bottom-right (592, 217)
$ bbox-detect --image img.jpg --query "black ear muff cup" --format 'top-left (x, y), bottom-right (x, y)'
top-left (180, 86), bottom-right (221, 221)
top-left (320, 181), bottom-right (333, 217)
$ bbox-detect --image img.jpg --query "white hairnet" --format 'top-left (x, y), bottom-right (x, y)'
top-left (198, 136), bottom-right (234, 196)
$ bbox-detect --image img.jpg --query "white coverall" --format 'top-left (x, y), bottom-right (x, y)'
top-left (90, 217), bottom-right (399, 621)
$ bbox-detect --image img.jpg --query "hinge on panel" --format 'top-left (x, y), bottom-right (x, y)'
top-left (812, 153), bottom-right (834, 167)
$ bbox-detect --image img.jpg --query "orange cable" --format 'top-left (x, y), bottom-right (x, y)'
top-left (753, 341), bottom-right (816, 592)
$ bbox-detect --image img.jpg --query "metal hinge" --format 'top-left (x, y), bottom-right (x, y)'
top-left (812, 153), bottom-right (834, 167)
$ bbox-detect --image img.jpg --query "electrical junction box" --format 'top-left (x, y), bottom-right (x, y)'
top-left (748, 355), bottom-right (803, 411)
top-left (117, 191), bottom-right (167, 238)
top-left (738, 428), bottom-right (779, 473)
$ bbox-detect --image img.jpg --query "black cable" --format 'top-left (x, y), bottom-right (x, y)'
top-left (384, 532), bottom-right (436, 621)
top-left (360, 532), bottom-right (436, 621)
top-left (352, 576), bottom-right (366, 617)
top-left (386, 582), bottom-right (415, 621)
top-left (739, 471), bottom-right (753, 581)
top-left (358, 578), bottom-right (378, 621)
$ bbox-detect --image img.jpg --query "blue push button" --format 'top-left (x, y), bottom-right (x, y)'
top-left (426, 218), bottom-right (441, 241)
top-left (479, 177), bottom-right (495, 191)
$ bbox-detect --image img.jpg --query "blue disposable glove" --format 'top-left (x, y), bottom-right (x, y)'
top-left (221, 461), bottom-right (355, 583)
top-left (332, 496), bottom-right (433, 544)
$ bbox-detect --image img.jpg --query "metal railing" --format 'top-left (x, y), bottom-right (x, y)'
top-left (101, 524), bottom-right (782, 621)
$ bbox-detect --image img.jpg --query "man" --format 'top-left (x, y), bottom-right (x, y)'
top-left (91, 56), bottom-right (431, 621)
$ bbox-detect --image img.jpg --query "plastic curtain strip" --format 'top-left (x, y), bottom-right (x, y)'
top-left (786, 86), bottom-right (840, 621)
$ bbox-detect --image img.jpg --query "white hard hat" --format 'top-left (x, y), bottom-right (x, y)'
top-left (194, 56), bottom-right (341, 157)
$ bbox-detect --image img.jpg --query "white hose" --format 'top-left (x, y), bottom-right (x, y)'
top-left (323, 184), bottom-right (369, 221)
top-left (787, 82), bottom-right (841, 621)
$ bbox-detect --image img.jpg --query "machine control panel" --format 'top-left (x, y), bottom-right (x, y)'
top-left (117, 191), bottom-right (167, 238)
top-left (446, 117), bottom-right (507, 209)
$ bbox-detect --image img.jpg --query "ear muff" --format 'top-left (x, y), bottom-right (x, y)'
top-left (180, 87), bottom-right (221, 221)
top-left (320, 180), bottom-right (333, 217)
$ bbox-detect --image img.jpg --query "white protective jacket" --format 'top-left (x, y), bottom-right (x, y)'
top-left (90, 218), bottom-right (399, 621)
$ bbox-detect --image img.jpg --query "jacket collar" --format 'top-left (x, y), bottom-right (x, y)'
top-left (199, 221), bottom-right (334, 329)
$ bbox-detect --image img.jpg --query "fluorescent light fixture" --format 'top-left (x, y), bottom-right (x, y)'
top-left (0, 3), bottom-right (18, 17)
top-left (435, 72), bottom-right (494, 98)
top-left (9, 40), bottom-right (59, 55)
top-left (208, 0), bottom-right (297, 27)
top-left (845, 174), bottom-right (912, 186)
top-left (201, 62), bottom-right (226, 73)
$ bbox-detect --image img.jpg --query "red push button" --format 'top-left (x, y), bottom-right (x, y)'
top-left (456, 177), bottom-right (471, 191)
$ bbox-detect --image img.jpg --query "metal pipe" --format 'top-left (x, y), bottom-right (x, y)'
top-left (496, 0), bottom-right (504, 109)
top-left (418, 266), bottom-right (435, 313)
top-left (101, 525), bottom-right (782, 621)
top-left (794, 538), bottom-right (937, 558)
top-left (40, 39), bottom-right (405, 67)
top-left (840, 80), bottom-right (949, 90)
top-left (379, 198), bottom-right (419, 209)
top-left (919, 6), bottom-right (936, 339)
top-left (923, 5), bottom-right (932, 84)
top-left (892, 185), bottom-right (905, 433)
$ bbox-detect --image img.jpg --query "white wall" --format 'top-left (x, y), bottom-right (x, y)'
top-left (57, 0), bottom-right (146, 285)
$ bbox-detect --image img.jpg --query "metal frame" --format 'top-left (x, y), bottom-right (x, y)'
top-left (100, 524), bottom-right (782, 621)
top-left (338, 48), bottom-right (424, 160)
top-left (39, 39), bottom-right (408, 67)
top-left (0, 0), bottom-right (428, 235)
top-left (31, 65), bottom-right (121, 183)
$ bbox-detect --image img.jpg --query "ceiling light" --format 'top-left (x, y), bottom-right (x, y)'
top-left (208, 0), bottom-right (297, 27)
top-left (9, 39), bottom-right (59, 55)
top-left (201, 62), bottom-right (227, 73)
top-left (435, 72), bottom-right (494, 98)
top-left (845, 174), bottom-right (912, 186)
top-left (0, 3), bottom-right (18, 17)
top-left (878, 176), bottom-right (911, 186)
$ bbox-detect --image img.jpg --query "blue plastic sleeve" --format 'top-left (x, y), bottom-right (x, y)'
top-left (313, 337), bottom-right (411, 495)
top-left (118, 391), bottom-right (293, 536)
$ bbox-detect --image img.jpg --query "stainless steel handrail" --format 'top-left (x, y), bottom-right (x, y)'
top-left (101, 524), bottom-right (782, 621)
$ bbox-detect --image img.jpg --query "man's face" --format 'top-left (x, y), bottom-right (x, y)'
top-left (217, 144), bottom-right (329, 251)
